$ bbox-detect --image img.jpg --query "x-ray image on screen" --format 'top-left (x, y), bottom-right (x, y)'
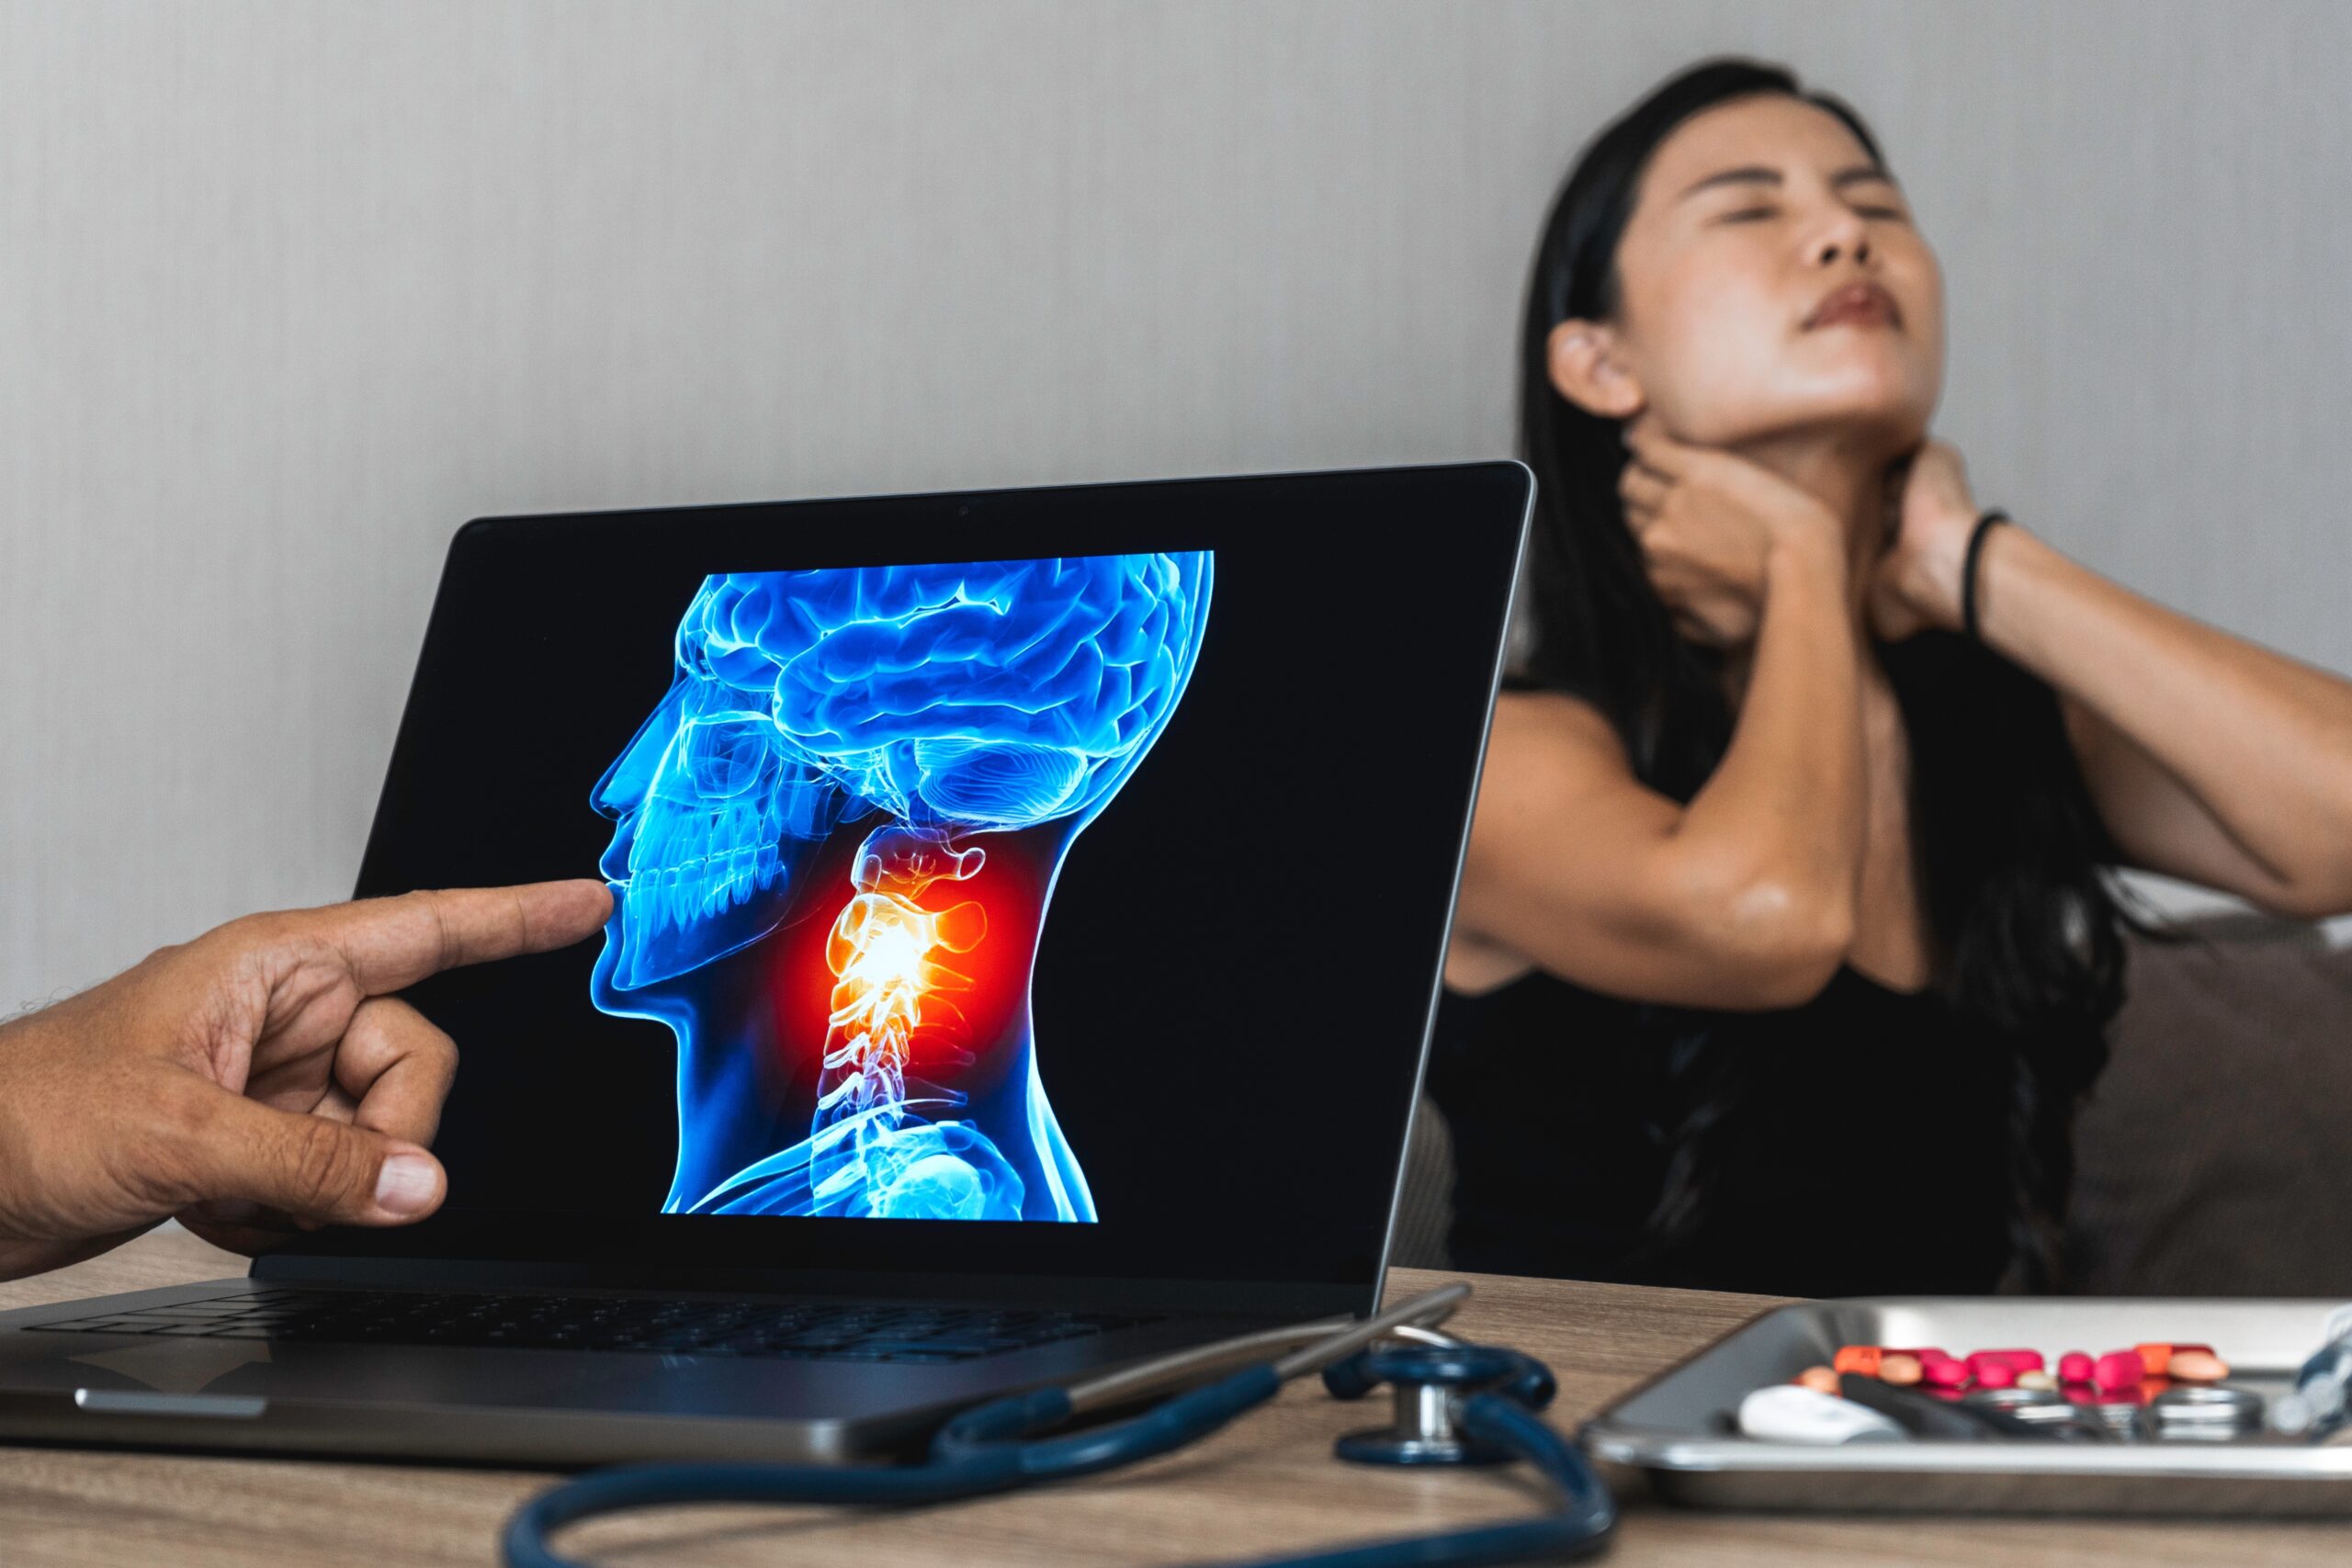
top-left (588, 553), bottom-right (1213, 1222)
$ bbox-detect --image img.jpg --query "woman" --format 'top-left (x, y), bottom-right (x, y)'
top-left (1433, 58), bottom-right (2352, 1297)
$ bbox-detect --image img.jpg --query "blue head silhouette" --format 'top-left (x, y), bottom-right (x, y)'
top-left (591, 552), bottom-right (1211, 1222)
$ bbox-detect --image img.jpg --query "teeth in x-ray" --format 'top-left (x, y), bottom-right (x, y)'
top-left (628, 795), bottom-right (795, 942)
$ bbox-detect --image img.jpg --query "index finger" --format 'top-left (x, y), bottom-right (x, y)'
top-left (323, 881), bottom-right (614, 996)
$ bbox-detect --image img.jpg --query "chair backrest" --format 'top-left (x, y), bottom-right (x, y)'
top-left (2066, 918), bottom-right (2352, 1295)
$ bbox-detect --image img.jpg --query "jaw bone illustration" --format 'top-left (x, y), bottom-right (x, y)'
top-left (590, 554), bottom-right (1212, 1222)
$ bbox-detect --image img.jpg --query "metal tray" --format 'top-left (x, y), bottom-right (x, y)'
top-left (1580, 1298), bottom-right (2352, 1515)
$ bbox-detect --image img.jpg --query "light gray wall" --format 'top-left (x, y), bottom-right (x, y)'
top-left (8, 0), bottom-right (2352, 1008)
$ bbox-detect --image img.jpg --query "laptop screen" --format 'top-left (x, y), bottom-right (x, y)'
top-left (288, 465), bottom-right (1528, 1306)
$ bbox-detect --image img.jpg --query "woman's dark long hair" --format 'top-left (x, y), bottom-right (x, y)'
top-left (1518, 59), bottom-right (2129, 1286)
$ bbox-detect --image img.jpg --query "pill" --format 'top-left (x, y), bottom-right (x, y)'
top-left (1877, 1353), bottom-right (1924, 1385)
top-left (1737, 1384), bottom-right (1905, 1445)
top-left (1921, 1355), bottom-right (1970, 1390)
top-left (1886, 1347), bottom-right (1948, 1362)
top-left (2132, 1342), bottom-right (2216, 1378)
top-left (1833, 1346), bottom-right (1883, 1376)
top-left (1973, 1359), bottom-right (2018, 1391)
top-left (1795, 1365), bottom-right (1841, 1394)
top-left (2092, 1352), bottom-right (2146, 1392)
top-left (2016, 1370), bottom-right (2058, 1393)
top-left (2167, 1349), bottom-right (2230, 1383)
top-left (1970, 1348), bottom-right (2046, 1374)
top-left (2058, 1351), bottom-right (2095, 1383)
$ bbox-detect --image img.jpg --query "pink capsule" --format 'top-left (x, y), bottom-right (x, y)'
top-left (1973, 1359), bottom-right (2018, 1390)
top-left (2092, 1351), bottom-right (2146, 1393)
top-left (1969, 1348), bottom-right (2045, 1374)
top-left (1920, 1354), bottom-right (1970, 1389)
top-left (2057, 1351), bottom-right (2095, 1383)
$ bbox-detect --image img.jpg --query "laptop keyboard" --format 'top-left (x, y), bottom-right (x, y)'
top-left (36, 1289), bottom-right (1149, 1363)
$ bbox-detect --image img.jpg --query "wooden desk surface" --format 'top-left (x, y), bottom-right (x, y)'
top-left (5, 1228), bottom-right (2347, 1566)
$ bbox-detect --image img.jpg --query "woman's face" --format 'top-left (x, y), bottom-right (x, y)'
top-left (1574, 94), bottom-right (1945, 451)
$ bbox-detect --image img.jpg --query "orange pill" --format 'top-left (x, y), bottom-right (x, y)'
top-left (1833, 1346), bottom-right (1883, 1376)
top-left (2167, 1350), bottom-right (2229, 1383)
top-left (1794, 1365), bottom-right (1841, 1394)
top-left (2135, 1342), bottom-right (2216, 1377)
top-left (1878, 1353), bottom-right (1924, 1385)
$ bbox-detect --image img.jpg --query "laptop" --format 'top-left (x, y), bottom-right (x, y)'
top-left (0, 462), bottom-right (1532, 1465)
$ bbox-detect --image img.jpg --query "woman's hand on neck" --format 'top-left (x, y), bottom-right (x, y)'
top-left (1711, 426), bottom-right (1910, 627)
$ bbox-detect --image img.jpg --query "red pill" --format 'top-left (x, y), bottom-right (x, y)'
top-left (2057, 1352), bottom-right (2095, 1383)
top-left (1833, 1346), bottom-right (1883, 1376)
top-left (1920, 1354), bottom-right (1970, 1390)
top-left (1973, 1359), bottom-right (2018, 1390)
top-left (1964, 1351), bottom-right (2035, 1381)
top-left (2092, 1351), bottom-right (2145, 1393)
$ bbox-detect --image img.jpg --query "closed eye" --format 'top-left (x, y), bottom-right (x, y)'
top-left (1717, 202), bottom-right (1906, 225)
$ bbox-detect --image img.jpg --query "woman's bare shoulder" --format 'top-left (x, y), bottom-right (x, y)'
top-left (1487, 689), bottom-right (1634, 783)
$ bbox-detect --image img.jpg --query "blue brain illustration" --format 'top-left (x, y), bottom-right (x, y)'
top-left (677, 553), bottom-right (1211, 829)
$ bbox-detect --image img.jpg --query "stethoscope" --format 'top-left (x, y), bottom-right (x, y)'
top-left (502, 1282), bottom-right (1618, 1567)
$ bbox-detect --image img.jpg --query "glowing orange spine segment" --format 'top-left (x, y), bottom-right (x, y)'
top-left (824, 889), bottom-right (986, 1062)
top-left (824, 826), bottom-right (989, 1102)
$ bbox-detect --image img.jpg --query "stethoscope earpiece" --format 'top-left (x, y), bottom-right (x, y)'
top-left (1329, 1343), bottom-right (1557, 1467)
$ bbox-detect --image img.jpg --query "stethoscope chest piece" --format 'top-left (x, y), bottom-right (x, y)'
top-left (1328, 1344), bottom-right (1550, 1467)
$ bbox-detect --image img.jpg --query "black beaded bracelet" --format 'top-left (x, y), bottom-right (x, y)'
top-left (1961, 508), bottom-right (2010, 642)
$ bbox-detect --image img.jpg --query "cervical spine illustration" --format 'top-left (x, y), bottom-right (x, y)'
top-left (590, 551), bottom-right (1213, 1224)
top-left (808, 825), bottom-right (1016, 1218)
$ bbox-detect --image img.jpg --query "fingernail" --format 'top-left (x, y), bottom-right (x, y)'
top-left (374, 1154), bottom-right (438, 1216)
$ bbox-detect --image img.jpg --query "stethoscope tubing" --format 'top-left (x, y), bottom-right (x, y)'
top-left (503, 1362), bottom-right (1288, 1567)
top-left (502, 1286), bottom-right (1616, 1568)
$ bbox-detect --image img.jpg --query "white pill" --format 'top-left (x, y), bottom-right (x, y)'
top-left (1736, 1384), bottom-right (1906, 1445)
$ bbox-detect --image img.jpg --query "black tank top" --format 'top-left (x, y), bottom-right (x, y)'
top-left (1427, 964), bottom-right (2016, 1296)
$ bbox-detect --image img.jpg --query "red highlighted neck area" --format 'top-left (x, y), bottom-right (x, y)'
top-left (766, 822), bottom-right (1051, 1093)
